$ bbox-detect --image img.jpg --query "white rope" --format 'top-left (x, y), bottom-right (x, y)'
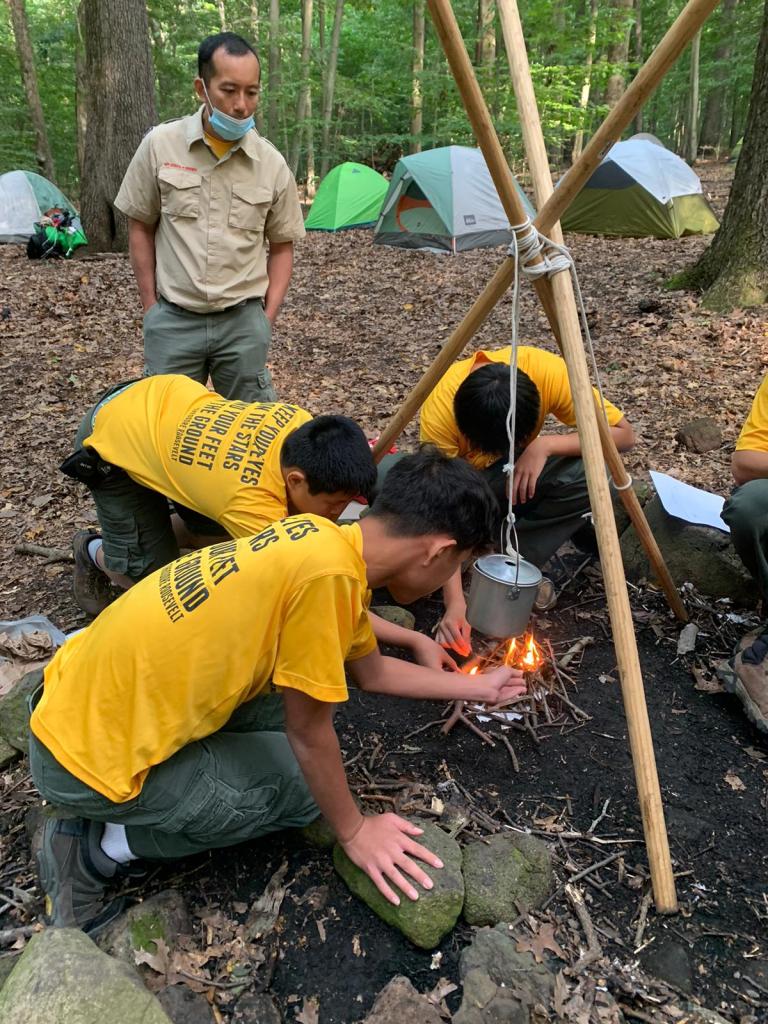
top-left (611, 475), bottom-right (634, 491)
top-left (502, 216), bottom-right (613, 566)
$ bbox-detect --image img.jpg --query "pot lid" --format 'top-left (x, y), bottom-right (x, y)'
top-left (474, 554), bottom-right (542, 587)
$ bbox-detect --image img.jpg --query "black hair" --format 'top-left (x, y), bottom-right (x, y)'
top-left (454, 363), bottom-right (541, 457)
top-left (370, 446), bottom-right (496, 553)
top-left (198, 33), bottom-right (260, 83)
top-left (280, 416), bottom-right (377, 499)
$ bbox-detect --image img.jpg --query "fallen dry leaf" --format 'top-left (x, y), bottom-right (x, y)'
top-left (352, 934), bottom-right (364, 957)
top-left (744, 745), bottom-right (767, 761)
top-left (516, 922), bottom-right (567, 963)
top-left (692, 665), bottom-right (724, 693)
top-left (724, 770), bottom-right (746, 791)
top-left (295, 996), bottom-right (320, 1024)
top-left (243, 860), bottom-right (289, 941)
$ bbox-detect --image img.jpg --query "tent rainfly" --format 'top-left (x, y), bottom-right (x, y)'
top-left (374, 145), bottom-right (534, 254)
top-left (0, 170), bottom-right (78, 243)
top-left (560, 134), bottom-right (719, 239)
top-left (305, 162), bottom-right (389, 231)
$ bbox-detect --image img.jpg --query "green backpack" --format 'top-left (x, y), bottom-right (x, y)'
top-left (27, 210), bottom-right (87, 259)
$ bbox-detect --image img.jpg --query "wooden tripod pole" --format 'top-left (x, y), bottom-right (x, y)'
top-left (497, 0), bottom-right (687, 623)
top-left (373, 0), bottom-right (720, 456)
top-left (426, 0), bottom-right (678, 912)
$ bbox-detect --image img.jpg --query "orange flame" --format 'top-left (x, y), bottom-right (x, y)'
top-left (468, 666), bottom-right (478, 676)
top-left (504, 632), bottom-right (544, 672)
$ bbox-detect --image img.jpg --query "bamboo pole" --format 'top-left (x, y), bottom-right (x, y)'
top-left (426, 0), bottom-right (678, 913)
top-left (372, 0), bottom-right (720, 460)
top-left (497, 0), bottom-right (688, 623)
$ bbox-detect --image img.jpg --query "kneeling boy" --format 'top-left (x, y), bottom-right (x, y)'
top-left (31, 448), bottom-right (525, 931)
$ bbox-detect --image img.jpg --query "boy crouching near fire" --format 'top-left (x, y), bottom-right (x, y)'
top-left (30, 447), bottom-right (526, 932)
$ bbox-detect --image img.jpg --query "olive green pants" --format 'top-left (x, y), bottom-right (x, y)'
top-left (722, 478), bottom-right (768, 603)
top-left (29, 692), bottom-right (318, 861)
top-left (143, 296), bottom-right (276, 402)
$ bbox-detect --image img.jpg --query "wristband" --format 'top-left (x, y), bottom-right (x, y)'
top-left (339, 815), bottom-right (366, 845)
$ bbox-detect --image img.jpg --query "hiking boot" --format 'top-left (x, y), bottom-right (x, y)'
top-left (716, 633), bottom-right (768, 736)
top-left (36, 817), bottom-right (126, 933)
top-left (72, 529), bottom-right (113, 617)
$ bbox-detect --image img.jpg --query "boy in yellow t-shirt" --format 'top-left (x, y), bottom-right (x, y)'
top-left (31, 447), bottom-right (526, 933)
top-left (419, 346), bottom-right (635, 654)
top-left (64, 375), bottom-right (376, 615)
top-left (718, 374), bottom-right (768, 734)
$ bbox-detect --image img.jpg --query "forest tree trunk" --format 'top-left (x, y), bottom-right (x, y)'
top-left (680, 0), bottom-right (768, 309)
top-left (217, 0), bottom-right (227, 30)
top-left (686, 29), bottom-right (700, 163)
top-left (572, 0), bottom-right (598, 162)
top-left (604, 0), bottom-right (634, 108)
top-left (250, 0), bottom-right (264, 133)
top-left (699, 0), bottom-right (738, 154)
top-left (633, 0), bottom-right (643, 133)
top-left (290, 0), bottom-right (313, 174)
top-left (79, 0), bottom-right (156, 252)
top-left (75, 0), bottom-right (87, 181)
top-left (475, 0), bottom-right (495, 68)
top-left (410, 0), bottom-right (425, 153)
top-left (6, 0), bottom-right (56, 181)
top-left (319, 0), bottom-right (343, 178)
top-left (267, 0), bottom-right (280, 139)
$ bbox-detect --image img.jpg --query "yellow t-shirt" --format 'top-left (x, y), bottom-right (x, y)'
top-left (31, 517), bottom-right (377, 803)
top-left (736, 375), bottom-right (768, 452)
top-left (419, 346), bottom-right (625, 470)
top-left (84, 375), bottom-right (312, 538)
top-left (204, 131), bottom-right (235, 161)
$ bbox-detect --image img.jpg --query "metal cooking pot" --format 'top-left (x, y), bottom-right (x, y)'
top-left (466, 554), bottom-right (542, 639)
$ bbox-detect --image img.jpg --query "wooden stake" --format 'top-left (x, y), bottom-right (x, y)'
top-left (497, 0), bottom-right (688, 623)
top-left (426, 0), bottom-right (678, 913)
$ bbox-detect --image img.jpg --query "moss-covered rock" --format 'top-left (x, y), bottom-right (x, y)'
top-left (0, 669), bottom-right (43, 753)
top-left (333, 820), bottom-right (463, 949)
top-left (370, 605), bottom-right (416, 631)
top-left (0, 927), bottom-right (172, 1023)
top-left (462, 832), bottom-right (553, 926)
top-left (97, 889), bottom-right (191, 966)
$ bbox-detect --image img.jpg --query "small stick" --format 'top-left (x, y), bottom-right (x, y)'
top-left (634, 887), bottom-right (654, 949)
top-left (0, 924), bottom-right (38, 946)
top-left (587, 798), bottom-right (611, 835)
top-left (441, 700), bottom-right (465, 735)
top-left (13, 543), bottom-right (72, 563)
top-left (403, 718), bottom-right (444, 739)
top-left (523, 715), bottom-right (540, 746)
top-left (492, 730), bottom-right (520, 772)
top-left (457, 713), bottom-right (496, 746)
top-left (565, 883), bottom-right (602, 969)
top-left (541, 851), bottom-right (623, 911)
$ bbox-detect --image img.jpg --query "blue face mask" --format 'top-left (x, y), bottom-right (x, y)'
top-left (202, 82), bottom-right (255, 141)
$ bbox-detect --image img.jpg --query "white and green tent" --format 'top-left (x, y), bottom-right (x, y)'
top-left (0, 170), bottom-right (78, 243)
top-left (374, 145), bottom-right (534, 254)
top-left (561, 135), bottom-right (719, 239)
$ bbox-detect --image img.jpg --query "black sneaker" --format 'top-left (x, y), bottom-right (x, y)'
top-left (36, 817), bottom-right (127, 933)
top-left (72, 530), bottom-right (114, 617)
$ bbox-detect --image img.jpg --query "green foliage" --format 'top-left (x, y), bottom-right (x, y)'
top-left (0, 0), bottom-right (762, 197)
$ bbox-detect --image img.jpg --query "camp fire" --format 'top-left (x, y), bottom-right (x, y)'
top-left (503, 632), bottom-right (544, 673)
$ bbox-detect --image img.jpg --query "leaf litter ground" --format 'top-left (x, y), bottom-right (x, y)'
top-left (0, 162), bottom-right (767, 1022)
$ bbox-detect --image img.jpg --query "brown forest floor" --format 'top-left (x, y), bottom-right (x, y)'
top-left (0, 162), bottom-right (767, 1023)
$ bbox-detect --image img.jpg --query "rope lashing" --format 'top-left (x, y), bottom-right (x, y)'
top-left (611, 475), bottom-right (634, 491)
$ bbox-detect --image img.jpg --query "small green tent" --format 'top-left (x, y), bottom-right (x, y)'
top-left (305, 162), bottom-right (388, 231)
top-left (374, 145), bottom-right (534, 254)
top-left (561, 134), bottom-right (719, 239)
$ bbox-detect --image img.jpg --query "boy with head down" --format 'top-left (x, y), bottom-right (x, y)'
top-left (32, 448), bottom-right (525, 931)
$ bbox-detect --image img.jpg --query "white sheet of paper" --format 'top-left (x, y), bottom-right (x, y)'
top-left (650, 470), bottom-right (729, 534)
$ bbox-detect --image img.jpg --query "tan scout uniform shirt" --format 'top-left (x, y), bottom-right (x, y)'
top-left (115, 108), bottom-right (306, 313)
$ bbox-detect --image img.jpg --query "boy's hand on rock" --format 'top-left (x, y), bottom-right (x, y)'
top-left (340, 813), bottom-right (443, 907)
top-left (475, 665), bottom-right (527, 704)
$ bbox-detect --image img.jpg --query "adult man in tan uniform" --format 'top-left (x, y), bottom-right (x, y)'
top-left (115, 32), bottom-right (304, 401)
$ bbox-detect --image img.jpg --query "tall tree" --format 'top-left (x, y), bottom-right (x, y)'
top-left (633, 0), bottom-right (643, 133)
top-left (572, 0), bottom-right (598, 162)
top-left (267, 0), bottom-right (280, 139)
top-left (699, 0), bottom-right (738, 154)
top-left (410, 0), bottom-right (425, 154)
top-left (217, 0), bottom-right (227, 30)
top-left (604, 0), bottom-right (634, 108)
top-left (319, 0), bottom-right (343, 177)
top-left (79, 0), bottom-right (156, 251)
top-left (679, 0), bottom-right (768, 308)
top-left (5, 0), bottom-right (56, 181)
top-left (686, 29), bottom-right (701, 162)
top-left (250, 0), bottom-right (264, 133)
top-left (290, 0), bottom-right (313, 173)
top-left (475, 0), bottom-right (495, 67)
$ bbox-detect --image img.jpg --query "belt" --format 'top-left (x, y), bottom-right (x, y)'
top-left (159, 295), bottom-right (264, 314)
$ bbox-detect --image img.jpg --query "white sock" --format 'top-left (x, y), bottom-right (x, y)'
top-left (100, 822), bottom-right (137, 863)
top-left (87, 537), bottom-right (103, 566)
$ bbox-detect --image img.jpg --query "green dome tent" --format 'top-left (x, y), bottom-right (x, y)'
top-left (305, 162), bottom-right (388, 231)
top-left (0, 170), bottom-right (78, 243)
top-left (561, 134), bottom-right (719, 239)
top-left (374, 145), bottom-right (534, 254)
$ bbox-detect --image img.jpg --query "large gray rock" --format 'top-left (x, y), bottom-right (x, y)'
top-left (453, 927), bottom-right (556, 1024)
top-left (611, 479), bottom-right (652, 538)
top-left (233, 992), bottom-right (283, 1022)
top-left (370, 606), bottom-right (416, 631)
top-left (333, 820), bottom-right (463, 949)
top-left (675, 418), bottom-right (723, 454)
top-left (0, 735), bottom-right (19, 768)
top-left (0, 669), bottom-right (42, 752)
top-left (157, 984), bottom-right (216, 1024)
top-left (620, 495), bottom-right (754, 605)
top-left (462, 833), bottom-right (553, 926)
top-left (360, 976), bottom-right (443, 1024)
top-left (0, 927), bottom-right (173, 1023)
top-left (97, 890), bottom-right (191, 966)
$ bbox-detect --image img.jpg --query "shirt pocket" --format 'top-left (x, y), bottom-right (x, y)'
top-left (229, 183), bottom-right (272, 232)
top-left (158, 167), bottom-right (201, 219)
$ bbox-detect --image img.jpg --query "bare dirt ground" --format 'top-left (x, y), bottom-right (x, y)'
top-left (0, 162), bottom-right (767, 1023)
